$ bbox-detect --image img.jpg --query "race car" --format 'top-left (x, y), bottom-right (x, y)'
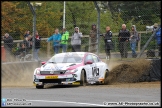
top-left (33, 52), bottom-right (110, 89)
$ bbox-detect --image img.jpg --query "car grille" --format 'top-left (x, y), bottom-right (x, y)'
top-left (40, 79), bottom-right (66, 83)
top-left (40, 70), bottom-right (66, 75)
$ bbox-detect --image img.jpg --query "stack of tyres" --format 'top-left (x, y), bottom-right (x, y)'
top-left (146, 49), bottom-right (155, 57)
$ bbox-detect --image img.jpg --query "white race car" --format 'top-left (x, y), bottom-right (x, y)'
top-left (33, 52), bottom-right (110, 89)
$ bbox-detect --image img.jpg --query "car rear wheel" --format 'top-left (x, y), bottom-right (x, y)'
top-left (104, 70), bottom-right (109, 85)
top-left (80, 70), bottom-right (87, 86)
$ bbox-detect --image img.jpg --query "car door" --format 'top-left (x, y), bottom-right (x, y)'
top-left (83, 54), bottom-right (95, 82)
top-left (92, 55), bottom-right (103, 79)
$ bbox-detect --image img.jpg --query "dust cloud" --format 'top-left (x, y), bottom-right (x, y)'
top-left (1, 54), bottom-right (41, 87)
top-left (2, 63), bottom-right (40, 87)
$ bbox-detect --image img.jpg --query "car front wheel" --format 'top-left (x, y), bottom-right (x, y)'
top-left (80, 70), bottom-right (87, 86)
top-left (104, 70), bottom-right (109, 85)
top-left (36, 84), bottom-right (44, 89)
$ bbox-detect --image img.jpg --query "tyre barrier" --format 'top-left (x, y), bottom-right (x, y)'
top-left (145, 58), bottom-right (161, 81)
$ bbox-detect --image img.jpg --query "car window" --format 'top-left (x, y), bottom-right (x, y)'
top-left (65, 57), bottom-right (82, 63)
top-left (92, 55), bottom-right (99, 63)
top-left (48, 56), bottom-right (82, 63)
top-left (97, 56), bottom-right (101, 62)
top-left (84, 54), bottom-right (94, 63)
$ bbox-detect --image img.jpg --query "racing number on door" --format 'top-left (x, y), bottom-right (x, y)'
top-left (92, 67), bottom-right (99, 76)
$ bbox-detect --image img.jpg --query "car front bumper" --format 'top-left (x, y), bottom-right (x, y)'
top-left (33, 74), bottom-right (80, 86)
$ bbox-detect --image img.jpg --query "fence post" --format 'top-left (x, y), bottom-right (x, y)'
top-left (88, 37), bottom-right (91, 52)
top-left (138, 33), bottom-right (141, 52)
top-left (27, 1), bottom-right (36, 60)
top-left (114, 39), bottom-right (117, 52)
top-left (94, 1), bottom-right (100, 55)
top-left (47, 42), bottom-right (50, 58)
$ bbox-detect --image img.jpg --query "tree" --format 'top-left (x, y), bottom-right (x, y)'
top-left (2, 2), bottom-right (20, 37)
top-left (66, 1), bottom-right (97, 35)
top-left (101, 1), bottom-right (161, 26)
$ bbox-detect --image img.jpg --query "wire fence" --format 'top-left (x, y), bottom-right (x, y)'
top-left (1, 1), bottom-right (161, 62)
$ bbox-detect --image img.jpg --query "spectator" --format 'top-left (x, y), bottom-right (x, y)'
top-left (2, 33), bottom-right (13, 61)
top-left (154, 25), bottom-right (161, 57)
top-left (89, 24), bottom-right (97, 53)
top-left (47, 28), bottom-right (61, 55)
top-left (71, 27), bottom-right (83, 52)
top-left (118, 24), bottom-right (130, 58)
top-left (129, 25), bottom-right (138, 58)
top-left (60, 28), bottom-right (69, 53)
top-left (14, 43), bottom-right (27, 60)
top-left (23, 35), bottom-right (32, 55)
top-left (33, 31), bottom-right (41, 61)
top-left (24, 30), bottom-right (30, 38)
top-left (152, 23), bottom-right (158, 33)
top-left (102, 26), bottom-right (114, 60)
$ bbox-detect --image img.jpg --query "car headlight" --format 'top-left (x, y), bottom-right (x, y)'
top-left (66, 69), bottom-right (78, 73)
top-left (72, 74), bottom-right (77, 77)
top-left (36, 69), bottom-right (40, 74)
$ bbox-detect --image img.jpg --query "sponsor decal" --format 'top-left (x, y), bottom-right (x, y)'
top-left (45, 75), bottom-right (58, 79)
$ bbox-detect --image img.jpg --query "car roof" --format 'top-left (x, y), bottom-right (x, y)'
top-left (54, 52), bottom-right (86, 57)
top-left (54, 52), bottom-right (98, 57)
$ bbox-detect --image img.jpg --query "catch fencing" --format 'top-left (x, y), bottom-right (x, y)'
top-left (1, 1), bottom-right (161, 62)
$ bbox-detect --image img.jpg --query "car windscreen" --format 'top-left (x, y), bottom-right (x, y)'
top-left (48, 55), bottom-right (83, 63)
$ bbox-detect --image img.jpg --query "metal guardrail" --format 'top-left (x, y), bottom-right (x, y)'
top-left (1, 35), bottom-right (88, 44)
top-left (1, 31), bottom-right (151, 44)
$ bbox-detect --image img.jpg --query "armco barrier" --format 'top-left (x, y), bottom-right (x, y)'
top-left (2, 61), bottom-right (41, 81)
top-left (139, 58), bottom-right (161, 82)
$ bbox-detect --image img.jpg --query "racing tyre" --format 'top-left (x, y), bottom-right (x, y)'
top-left (36, 84), bottom-right (44, 89)
top-left (80, 70), bottom-right (87, 86)
top-left (104, 70), bottom-right (109, 85)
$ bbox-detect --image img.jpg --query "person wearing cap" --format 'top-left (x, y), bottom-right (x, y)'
top-left (89, 24), bottom-right (97, 53)
top-left (71, 27), bottom-right (83, 52)
top-left (129, 25), bottom-right (138, 58)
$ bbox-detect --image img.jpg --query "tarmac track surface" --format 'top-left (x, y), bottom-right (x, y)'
top-left (2, 82), bottom-right (161, 107)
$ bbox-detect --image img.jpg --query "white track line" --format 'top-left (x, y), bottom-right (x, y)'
top-left (27, 99), bottom-right (106, 107)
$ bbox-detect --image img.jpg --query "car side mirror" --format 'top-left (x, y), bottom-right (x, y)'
top-left (85, 61), bottom-right (93, 65)
top-left (41, 61), bottom-right (46, 65)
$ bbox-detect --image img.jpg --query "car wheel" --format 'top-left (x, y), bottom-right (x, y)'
top-left (104, 70), bottom-right (109, 85)
top-left (80, 70), bottom-right (87, 86)
top-left (36, 84), bottom-right (44, 89)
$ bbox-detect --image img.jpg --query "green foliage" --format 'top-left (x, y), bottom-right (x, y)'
top-left (66, 1), bottom-right (96, 35)
top-left (106, 1), bottom-right (161, 25)
top-left (1, 1), bottom-right (161, 41)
